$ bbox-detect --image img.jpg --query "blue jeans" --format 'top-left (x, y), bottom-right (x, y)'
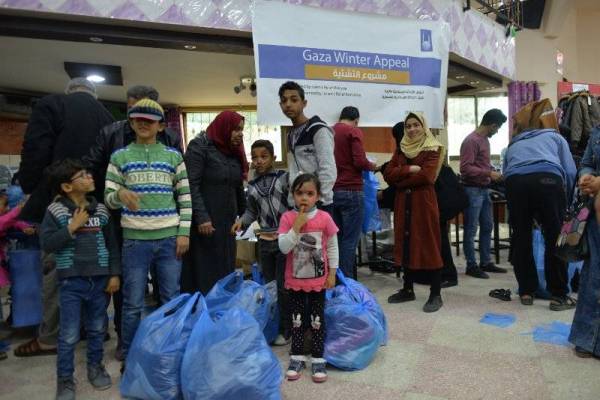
top-left (0, 297), bottom-right (9, 353)
top-left (121, 237), bottom-right (181, 358)
top-left (57, 276), bottom-right (108, 378)
top-left (463, 187), bottom-right (493, 267)
top-left (333, 190), bottom-right (365, 279)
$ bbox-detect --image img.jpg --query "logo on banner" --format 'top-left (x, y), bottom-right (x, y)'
top-left (421, 29), bottom-right (433, 52)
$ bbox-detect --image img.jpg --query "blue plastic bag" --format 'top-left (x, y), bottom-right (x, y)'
top-left (8, 250), bottom-right (42, 327)
top-left (362, 170), bottom-right (382, 233)
top-left (324, 270), bottom-right (387, 370)
top-left (205, 271), bottom-right (274, 330)
top-left (120, 293), bottom-right (204, 400)
top-left (479, 313), bottom-right (516, 328)
top-left (532, 229), bottom-right (582, 299)
top-left (181, 307), bottom-right (282, 400)
top-left (526, 321), bottom-right (572, 347)
top-left (250, 263), bottom-right (280, 344)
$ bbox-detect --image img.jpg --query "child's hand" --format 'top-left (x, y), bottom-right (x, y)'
top-left (325, 271), bottom-right (336, 289)
top-left (176, 236), bottom-right (190, 259)
top-left (118, 189), bottom-right (141, 211)
top-left (292, 206), bottom-right (309, 233)
top-left (68, 208), bottom-right (89, 235)
top-left (231, 220), bottom-right (242, 235)
top-left (105, 276), bottom-right (120, 294)
top-left (22, 226), bottom-right (36, 235)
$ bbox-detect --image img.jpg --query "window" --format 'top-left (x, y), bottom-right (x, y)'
top-left (185, 111), bottom-right (284, 162)
top-left (447, 95), bottom-right (509, 159)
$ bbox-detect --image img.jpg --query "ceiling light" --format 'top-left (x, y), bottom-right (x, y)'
top-left (469, 81), bottom-right (480, 85)
top-left (64, 62), bottom-right (123, 86)
top-left (86, 74), bottom-right (106, 83)
top-left (455, 75), bottom-right (465, 79)
top-left (89, 37), bottom-right (103, 43)
top-left (184, 45), bottom-right (196, 50)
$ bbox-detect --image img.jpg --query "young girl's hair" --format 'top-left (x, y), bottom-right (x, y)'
top-left (291, 173), bottom-right (321, 195)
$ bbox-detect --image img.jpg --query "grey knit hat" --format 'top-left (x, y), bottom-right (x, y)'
top-left (65, 78), bottom-right (97, 98)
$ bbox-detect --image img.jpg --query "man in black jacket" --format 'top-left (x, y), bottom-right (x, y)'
top-left (15, 78), bottom-right (115, 358)
top-left (82, 85), bottom-right (182, 361)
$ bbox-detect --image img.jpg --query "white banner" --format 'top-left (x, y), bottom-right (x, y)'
top-left (252, 0), bottom-right (450, 128)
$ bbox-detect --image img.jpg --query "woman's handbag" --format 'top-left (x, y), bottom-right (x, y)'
top-left (555, 192), bottom-right (591, 262)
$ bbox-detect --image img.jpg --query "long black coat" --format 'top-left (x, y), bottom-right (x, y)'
top-left (18, 92), bottom-right (114, 223)
top-left (182, 133), bottom-right (246, 294)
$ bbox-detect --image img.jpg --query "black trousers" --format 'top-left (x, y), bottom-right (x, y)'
top-left (440, 220), bottom-right (457, 281)
top-left (289, 290), bottom-right (325, 358)
top-left (505, 173), bottom-right (568, 297)
top-left (258, 238), bottom-right (290, 337)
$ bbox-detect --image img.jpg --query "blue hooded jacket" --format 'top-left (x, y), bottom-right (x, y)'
top-left (502, 129), bottom-right (577, 199)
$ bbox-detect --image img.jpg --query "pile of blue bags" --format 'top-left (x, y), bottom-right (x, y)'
top-left (324, 270), bottom-right (388, 370)
top-left (120, 272), bottom-right (282, 400)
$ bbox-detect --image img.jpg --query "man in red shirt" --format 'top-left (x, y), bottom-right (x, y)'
top-left (332, 106), bottom-right (378, 279)
top-left (459, 109), bottom-right (507, 279)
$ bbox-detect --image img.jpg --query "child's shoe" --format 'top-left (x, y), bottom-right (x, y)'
top-left (273, 334), bottom-right (290, 346)
top-left (87, 364), bottom-right (112, 390)
top-left (311, 358), bottom-right (328, 383)
top-left (56, 377), bottom-right (76, 400)
top-left (0, 351), bottom-right (7, 361)
top-left (285, 356), bottom-right (306, 381)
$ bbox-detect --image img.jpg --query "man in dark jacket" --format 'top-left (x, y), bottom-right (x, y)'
top-left (14, 78), bottom-right (114, 358)
top-left (19, 78), bottom-right (114, 223)
top-left (82, 85), bottom-right (182, 361)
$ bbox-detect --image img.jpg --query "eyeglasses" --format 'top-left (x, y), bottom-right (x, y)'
top-left (70, 171), bottom-right (93, 182)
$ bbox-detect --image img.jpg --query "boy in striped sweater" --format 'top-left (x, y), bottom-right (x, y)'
top-left (104, 99), bottom-right (191, 370)
top-left (41, 158), bottom-right (120, 400)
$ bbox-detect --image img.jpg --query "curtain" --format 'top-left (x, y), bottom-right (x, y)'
top-left (164, 107), bottom-right (185, 151)
top-left (508, 81), bottom-right (540, 134)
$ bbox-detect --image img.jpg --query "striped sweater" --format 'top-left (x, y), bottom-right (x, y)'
top-left (40, 196), bottom-right (120, 280)
top-left (104, 143), bottom-right (192, 240)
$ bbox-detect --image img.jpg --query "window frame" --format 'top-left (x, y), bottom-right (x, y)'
top-left (182, 106), bottom-right (288, 169)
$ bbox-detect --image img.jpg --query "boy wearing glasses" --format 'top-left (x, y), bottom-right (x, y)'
top-left (40, 158), bottom-right (121, 400)
top-left (104, 99), bottom-right (191, 372)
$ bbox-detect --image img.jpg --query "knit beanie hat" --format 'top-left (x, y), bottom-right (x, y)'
top-left (128, 98), bottom-right (164, 121)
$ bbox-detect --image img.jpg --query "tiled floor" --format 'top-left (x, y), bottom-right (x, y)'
top-left (1, 255), bottom-right (599, 400)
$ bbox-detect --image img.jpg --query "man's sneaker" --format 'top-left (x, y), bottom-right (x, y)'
top-left (465, 266), bottom-right (489, 279)
top-left (285, 357), bottom-right (306, 381)
top-left (56, 377), bottom-right (76, 400)
top-left (273, 334), bottom-right (290, 346)
top-left (87, 364), bottom-right (112, 391)
top-left (423, 296), bottom-right (443, 313)
top-left (311, 358), bottom-right (328, 383)
top-left (481, 263), bottom-right (507, 273)
top-left (387, 289), bottom-right (416, 303)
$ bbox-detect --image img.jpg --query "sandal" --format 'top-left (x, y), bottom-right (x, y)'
top-left (549, 296), bottom-right (577, 311)
top-left (13, 338), bottom-right (57, 358)
top-left (489, 289), bottom-right (512, 301)
top-left (520, 294), bottom-right (534, 306)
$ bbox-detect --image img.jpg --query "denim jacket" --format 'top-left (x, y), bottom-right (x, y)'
top-left (580, 127), bottom-right (600, 178)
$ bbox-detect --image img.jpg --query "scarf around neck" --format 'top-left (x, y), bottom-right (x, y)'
top-left (400, 112), bottom-right (445, 178)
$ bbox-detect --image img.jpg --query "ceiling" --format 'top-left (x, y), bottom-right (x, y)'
top-left (0, 35), bottom-right (256, 107)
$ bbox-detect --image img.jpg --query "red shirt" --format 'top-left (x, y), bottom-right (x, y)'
top-left (459, 131), bottom-right (492, 187)
top-left (333, 122), bottom-right (376, 191)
